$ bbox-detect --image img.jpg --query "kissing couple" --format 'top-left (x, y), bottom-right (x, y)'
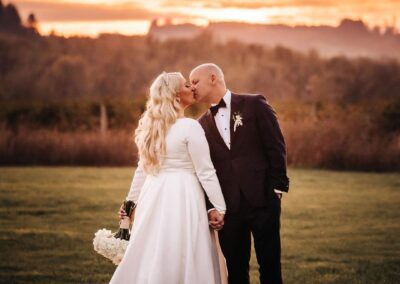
top-left (109, 63), bottom-right (289, 284)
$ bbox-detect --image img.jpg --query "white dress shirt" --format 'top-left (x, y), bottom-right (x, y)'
top-left (212, 90), bottom-right (232, 149)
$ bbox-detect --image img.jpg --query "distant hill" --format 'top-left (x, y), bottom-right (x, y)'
top-left (149, 19), bottom-right (400, 59)
top-left (147, 19), bottom-right (203, 41)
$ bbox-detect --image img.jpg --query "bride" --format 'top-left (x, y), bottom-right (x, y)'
top-left (109, 72), bottom-right (227, 284)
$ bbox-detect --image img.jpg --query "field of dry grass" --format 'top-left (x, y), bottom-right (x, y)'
top-left (1, 124), bottom-right (398, 171)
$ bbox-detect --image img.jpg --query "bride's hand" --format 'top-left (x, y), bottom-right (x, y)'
top-left (118, 204), bottom-right (135, 224)
top-left (208, 210), bottom-right (225, 231)
top-left (118, 204), bottom-right (127, 221)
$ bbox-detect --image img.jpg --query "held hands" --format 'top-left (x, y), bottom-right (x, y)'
top-left (208, 209), bottom-right (225, 231)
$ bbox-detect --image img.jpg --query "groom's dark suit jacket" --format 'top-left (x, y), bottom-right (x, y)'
top-left (198, 93), bottom-right (289, 213)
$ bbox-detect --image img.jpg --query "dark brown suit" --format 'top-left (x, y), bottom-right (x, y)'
top-left (198, 93), bottom-right (289, 284)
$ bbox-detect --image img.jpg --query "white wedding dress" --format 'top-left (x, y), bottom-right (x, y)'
top-left (109, 118), bottom-right (227, 284)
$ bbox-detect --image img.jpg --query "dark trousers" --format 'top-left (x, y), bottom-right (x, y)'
top-left (219, 192), bottom-right (282, 284)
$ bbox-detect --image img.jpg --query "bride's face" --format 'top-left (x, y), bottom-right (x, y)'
top-left (177, 77), bottom-right (196, 108)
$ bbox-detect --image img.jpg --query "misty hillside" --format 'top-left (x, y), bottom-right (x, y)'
top-left (149, 19), bottom-right (400, 59)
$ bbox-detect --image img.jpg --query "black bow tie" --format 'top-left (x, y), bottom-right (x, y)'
top-left (210, 99), bottom-right (226, 116)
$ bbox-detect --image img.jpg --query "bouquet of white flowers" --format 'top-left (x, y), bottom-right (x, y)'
top-left (93, 200), bottom-right (135, 265)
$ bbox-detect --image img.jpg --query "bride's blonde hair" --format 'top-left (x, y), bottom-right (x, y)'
top-left (135, 72), bottom-right (184, 174)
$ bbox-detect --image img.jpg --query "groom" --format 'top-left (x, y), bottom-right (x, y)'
top-left (190, 63), bottom-right (289, 284)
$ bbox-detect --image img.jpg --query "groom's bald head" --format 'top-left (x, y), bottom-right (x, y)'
top-left (190, 63), bottom-right (225, 81)
top-left (189, 63), bottom-right (226, 104)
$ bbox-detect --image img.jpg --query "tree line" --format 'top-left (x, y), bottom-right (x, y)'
top-left (0, 4), bottom-right (399, 170)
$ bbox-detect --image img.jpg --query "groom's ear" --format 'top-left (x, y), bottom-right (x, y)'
top-left (210, 74), bottom-right (217, 85)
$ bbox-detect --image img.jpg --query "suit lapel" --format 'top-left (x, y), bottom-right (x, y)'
top-left (230, 93), bottom-right (243, 152)
top-left (203, 93), bottom-right (244, 152)
top-left (205, 110), bottom-right (230, 151)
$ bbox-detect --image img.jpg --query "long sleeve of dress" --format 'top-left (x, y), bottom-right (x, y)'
top-left (125, 159), bottom-right (147, 204)
top-left (186, 120), bottom-right (227, 214)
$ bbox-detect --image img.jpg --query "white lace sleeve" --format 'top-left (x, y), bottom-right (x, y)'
top-left (186, 120), bottom-right (226, 214)
top-left (126, 159), bottom-right (146, 204)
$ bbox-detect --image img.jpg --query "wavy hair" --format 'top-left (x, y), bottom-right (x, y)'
top-left (134, 72), bottom-right (183, 174)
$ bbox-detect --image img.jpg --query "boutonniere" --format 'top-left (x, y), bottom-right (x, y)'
top-left (232, 111), bottom-right (243, 132)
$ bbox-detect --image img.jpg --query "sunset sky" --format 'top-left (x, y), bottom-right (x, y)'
top-left (10, 0), bottom-right (400, 37)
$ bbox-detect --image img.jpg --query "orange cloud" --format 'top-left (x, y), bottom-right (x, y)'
top-left (10, 0), bottom-right (400, 37)
top-left (13, 0), bottom-right (400, 23)
top-left (13, 1), bottom-right (187, 22)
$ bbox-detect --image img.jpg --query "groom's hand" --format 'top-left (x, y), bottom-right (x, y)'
top-left (208, 210), bottom-right (225, 231)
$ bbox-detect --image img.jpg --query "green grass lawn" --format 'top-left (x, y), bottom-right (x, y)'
top-left (0, 167), bottom-right (399, 284)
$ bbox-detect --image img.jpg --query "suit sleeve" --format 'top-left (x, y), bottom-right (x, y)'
top-left (187, 120), bottom-right (226, 214)
top-left (125, 159), bottom-right (146, 203)
top-left (254, 95), bottom-right (289, 192)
